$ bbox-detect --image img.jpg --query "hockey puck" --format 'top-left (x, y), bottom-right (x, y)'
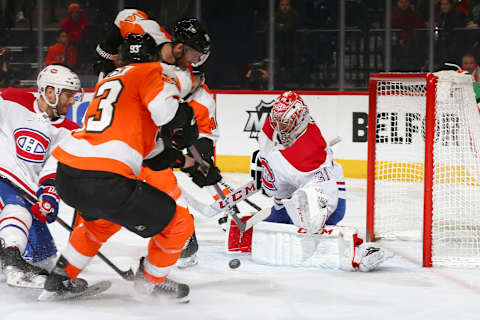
top-left (229, 259), bottom-right (241, 269)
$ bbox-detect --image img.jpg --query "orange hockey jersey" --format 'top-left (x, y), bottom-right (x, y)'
top-left (53, 62), bottom-right (180, 179)
top-left (188, 83), bottom-right (218, 142)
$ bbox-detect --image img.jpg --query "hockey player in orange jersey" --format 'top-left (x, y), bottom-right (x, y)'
top-left (39, 32), bottom-right (221, 301)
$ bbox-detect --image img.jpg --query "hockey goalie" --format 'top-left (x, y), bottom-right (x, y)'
top-left (226, 91), bottom-right (392, 271)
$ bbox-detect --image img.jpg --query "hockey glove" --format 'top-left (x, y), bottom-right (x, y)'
top-left (31, 183), bottom-right (60, 224)
top-left (162, 103), bottom-right (198, 150)
top-left (143, 147), bottom-right (186, 170)
top-left (188, 160), bottom-right (222, 188)
top-left (172, 105), bottom-right (198, 149)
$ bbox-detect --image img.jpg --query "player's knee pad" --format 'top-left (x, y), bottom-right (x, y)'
top-left (0, 204), bottom-right (32, 252)
top-left (80, 219), bottom-right (122, 243)
top-left (162, 205), bottom-right (194, 242)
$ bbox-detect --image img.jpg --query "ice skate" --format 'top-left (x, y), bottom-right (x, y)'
top-left (177, 232), bottom-right (198, 269)
top-left (38, 255), bottom-right (91, 301)
top-left (0, 245), bottom-right (48, 288)
top-left (356, 245), bottom-right (392, 272)
top-left (135, 257), bottom-right (190, 303)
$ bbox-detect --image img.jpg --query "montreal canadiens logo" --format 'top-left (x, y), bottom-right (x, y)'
top-left (260, 157), bottom-right (277, 191)
top-left (13, 128), bottom-right (51, 163)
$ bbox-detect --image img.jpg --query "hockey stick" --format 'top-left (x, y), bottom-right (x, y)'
top-left (2, 179), bottom-right (135, 281)
top-left (221, 182), bottom-right (261, 211)
top-left (183, 179), bottom-right (261, 218)
top-left (188, 146), bottom-right (248, 231)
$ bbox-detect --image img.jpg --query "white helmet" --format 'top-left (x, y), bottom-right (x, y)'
top-left (270, 91), bottom-right (310, 147)
top-left (37, 65), bottom-right (82, 116)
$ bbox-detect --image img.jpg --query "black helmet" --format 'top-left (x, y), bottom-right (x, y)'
top-left (119, 33), bottom-right (158, 64)
top-left (173, 18), bottom-right (210, 55)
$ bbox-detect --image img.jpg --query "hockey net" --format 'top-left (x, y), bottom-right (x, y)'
top-left (366, 71), bottom-right (480, 267)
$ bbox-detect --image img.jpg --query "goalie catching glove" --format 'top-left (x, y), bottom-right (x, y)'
top-left (31, 181), bottom-right (60, 224)
top-left (282, 186), bottom-right (330, 235)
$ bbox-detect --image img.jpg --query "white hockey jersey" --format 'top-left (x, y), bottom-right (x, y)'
top-left (0, 88), bottom-right (78, 198)
top-left (258, 116), bottom-right (343, 214)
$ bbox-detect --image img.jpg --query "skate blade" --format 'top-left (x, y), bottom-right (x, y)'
top-left (38, 280), bottom-right (112, 301)
top-left (6, 273), bottom-right (46, 289)
top-left (176, 256), bottom-right (198, 269)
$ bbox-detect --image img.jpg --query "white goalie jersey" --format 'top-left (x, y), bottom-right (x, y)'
top-left (0, 88), bottom-right (78, 198)
top-left (258, 116), bottom-right (341, 216)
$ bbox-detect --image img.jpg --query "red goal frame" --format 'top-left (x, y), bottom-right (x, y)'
top-left (366, 73), bottom-right (437, 267)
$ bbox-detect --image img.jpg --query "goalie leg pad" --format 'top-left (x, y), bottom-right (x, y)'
top-left (225, 215), bottom-right (254, 253)
top-left (251, 221), bottom-right (362, 270)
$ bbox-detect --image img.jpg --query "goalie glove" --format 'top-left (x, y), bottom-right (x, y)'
top-left (282, 186), bottom-right (329, 235)
top-left (31, 182), bottom-right (60, 224)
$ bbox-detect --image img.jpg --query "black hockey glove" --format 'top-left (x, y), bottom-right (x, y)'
top-left (162, 103), bottom-right (198, 150)
top-left (187, 137), bottom-right (214, 162)
top-left (143, 147), bottom-right (186, 171)
top-left (187, 160), bottom-right (222, 188)
top-left (93, 56), bottom-right (116, 76)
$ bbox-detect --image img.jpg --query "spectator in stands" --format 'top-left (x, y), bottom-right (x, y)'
top-left (0, 48), bottom-right (19, 87)
top-left (274, 0), bottom-right (299, 85)
top-left (461, 53), bottom-right (480, 83)
top-left (416, 0), bottom-right (440, 26)
top-left (245, 59), bottom-right (269, 90)
top-left (45, 29), bottom-right (77, 68)
top-left (300, 0), bottom-right (336, 29)
top-left (60, 3), bottom-right (89, 70)
top-left (391, 0), bottom-right (426, 71)
top-left (60, 3), bottom-right (89, 46)
top-left (435, 0), bottom-right (468, 66)
top-left (466, 0), bottom-right (480, 27)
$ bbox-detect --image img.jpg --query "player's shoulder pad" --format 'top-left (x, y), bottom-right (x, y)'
top-left (114, 8), bottom-right (148, 28)
top-left (262, 116), bottom-right (274, 141)
top-left (280, 122), bottom-right (328, 172)
top-left (0, 88), bottom-right (36, 112)
top-left (51, 117), bottom-right (80, 130)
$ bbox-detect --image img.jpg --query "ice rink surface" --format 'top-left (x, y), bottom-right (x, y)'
top-left (0, 172), bottom-right (479, 320)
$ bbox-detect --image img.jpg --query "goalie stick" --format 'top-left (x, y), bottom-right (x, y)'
top-left (2, 179), bottom-right (135, 281)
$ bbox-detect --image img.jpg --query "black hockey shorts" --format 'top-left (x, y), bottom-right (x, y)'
top-left (55, 163), bottom-right (177, 238)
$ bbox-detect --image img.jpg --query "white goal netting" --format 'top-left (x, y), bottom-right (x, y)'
top-left (371, 71), bottom-right (480, 267)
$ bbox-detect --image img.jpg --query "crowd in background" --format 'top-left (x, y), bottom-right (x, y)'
top-left (1, 0), bottom-right (480, 89)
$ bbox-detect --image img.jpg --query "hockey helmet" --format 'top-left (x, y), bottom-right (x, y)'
top-left (173, 18), bottom-right (210, 66)
top-left (119, 33), bottom-right (159, 63)
top-left (37, 64), bottom-right (82, 116)
top-left (270, 91), bottom-right (310, 147)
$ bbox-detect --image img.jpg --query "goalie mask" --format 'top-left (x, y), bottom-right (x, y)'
top-left (37, 65), bottom-right (82, 117)
top-left (270, 91), bottom-right (310, 147)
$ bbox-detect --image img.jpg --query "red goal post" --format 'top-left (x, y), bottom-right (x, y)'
top-left (366, 71), bottom-right (480, 267)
